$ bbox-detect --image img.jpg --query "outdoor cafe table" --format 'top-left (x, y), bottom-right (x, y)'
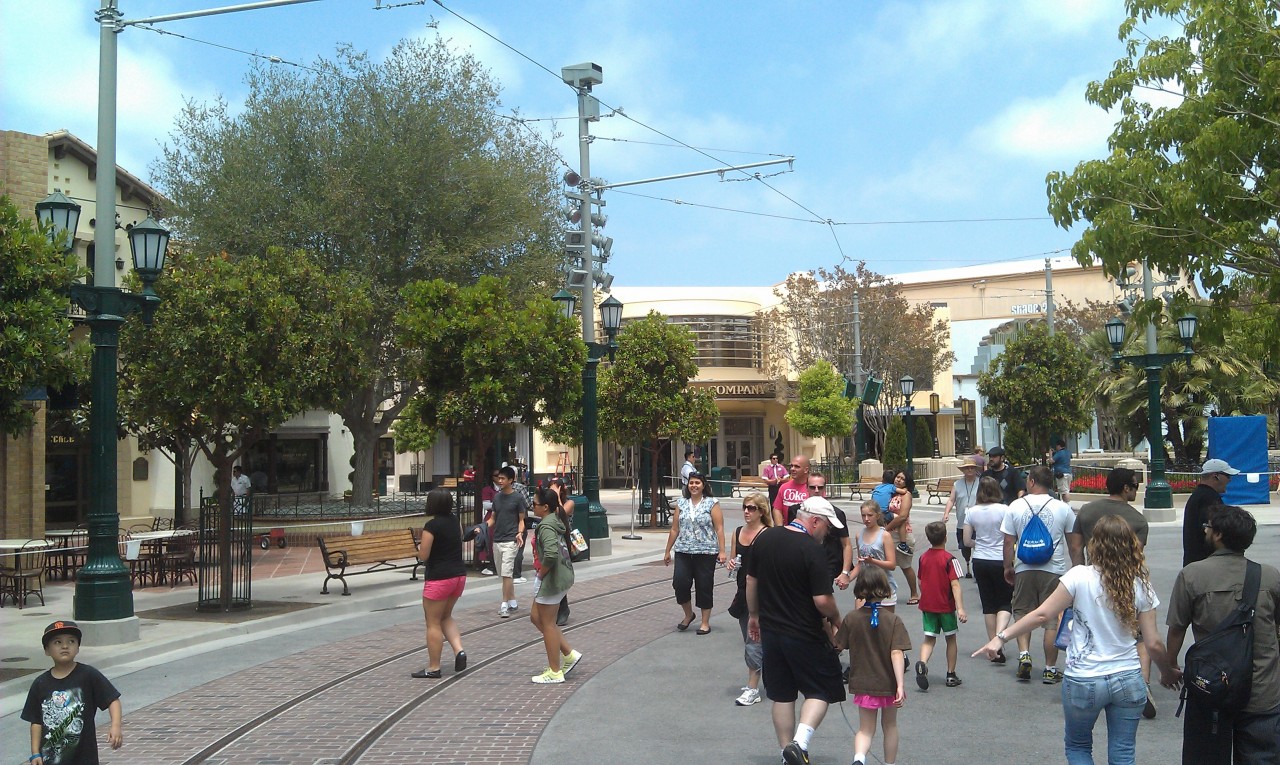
top-left (127, 529), bottom-right (197, 587)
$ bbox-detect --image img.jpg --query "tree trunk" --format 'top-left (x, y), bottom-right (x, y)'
top-left (648, 442), bottom-right (662, 530)
top-left (470, 425), bottom-right (492, 525)
top-left (340, 379), bottom-right (413, 507)
top-left (349, 421), bottom-right (379, 507)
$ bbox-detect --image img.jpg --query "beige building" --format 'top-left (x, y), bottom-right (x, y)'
top-left (0, 129), bottom-right (168, 538)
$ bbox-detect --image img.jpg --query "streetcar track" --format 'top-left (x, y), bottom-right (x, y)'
top-left (179, 574), bottom-right (693, 765)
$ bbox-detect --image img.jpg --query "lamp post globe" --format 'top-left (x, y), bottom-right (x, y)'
top-left (899, 375), bottom-right (916, 495)
top-left (35, 190), bottom-right (82, 251)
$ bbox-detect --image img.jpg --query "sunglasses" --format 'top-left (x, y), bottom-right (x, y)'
top-left (743, 504), bottom-right (762, 512)
top-left (807, 484), bottom-right (825, 491)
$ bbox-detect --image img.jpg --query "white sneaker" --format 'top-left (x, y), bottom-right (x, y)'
top-left (560, 649), bottom-right (582, 676)
top-left (735, 688), bottom-right (761, 706)
top-left (508, 603), bottom-right (519, 613)
top-left (513, 577), bottom-right (528, 584)
top-left (478, 568), bottom-right (495, 576)
top-left (499, 604), bottom-right (511, 618)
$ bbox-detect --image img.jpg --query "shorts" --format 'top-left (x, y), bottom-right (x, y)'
top-left (1012, 569), bottom-right (1062, 620)
top-left (761, 630), bottom-right (846, 705)
top-left (492, 541), bottom-right (519, 578)
top-left (534, 577), bottom-right (567, 605)
top-left (853, 693), bottom-right (896, 709)
top-left (422, 575), bottom-right (466, 601)
top-left (921, 611), bottom-right (959, 637)
top-left (972, 558), bottom-right (1014, 615)
top-left (1055, 473), bottom-right (1072, 494)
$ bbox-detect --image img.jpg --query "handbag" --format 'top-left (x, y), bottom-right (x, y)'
top-left (568, 528), bottom-right (589, 555)
top-left (728, 588), bottom-right (747, 619)
top-left (1054, 606), bottom-right (1074, 650)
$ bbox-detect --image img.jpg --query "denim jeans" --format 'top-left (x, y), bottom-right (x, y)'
top-left (1061, 668), bottom-right (1146, 765)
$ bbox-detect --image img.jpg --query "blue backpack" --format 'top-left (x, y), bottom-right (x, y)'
top-left (1015, 499), bottom-right (1056, 565)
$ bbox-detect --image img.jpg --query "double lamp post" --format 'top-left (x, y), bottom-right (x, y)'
top-left (553, 290), bottom-right (623, 550)
top-left (35, 190), bottom-right (170, 633)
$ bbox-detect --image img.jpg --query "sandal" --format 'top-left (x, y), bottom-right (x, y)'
top-left (677, 617), bottom-right (695, 631)
top-left (906, 597), bottom-right (920, 605)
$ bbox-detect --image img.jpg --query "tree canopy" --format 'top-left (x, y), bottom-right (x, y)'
top-left (1046, 0), bottom-right (1280, 300)
top-left (786, 360), bottom-right (855, 441)
top-left (153, 38), bottom-right (566, 503)
top-left (0, 196), bottom-right (85, 437)
top-left (396, 276), bottom-right (584, 517)
top-left (119, 248), bottom-right (370, 509)
top-left (764, 262), bottom-right (954, 457)
top-left (977, 324), bottom-right (1097, 464)
top-left (598, 312), bottom-right (718, 523)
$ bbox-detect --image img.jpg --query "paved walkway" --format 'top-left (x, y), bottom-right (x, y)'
top-left (2, 490), bottom-right (1275, 763)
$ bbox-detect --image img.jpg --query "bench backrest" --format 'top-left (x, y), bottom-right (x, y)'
top-left (318, 529), bottom-right (418, 564)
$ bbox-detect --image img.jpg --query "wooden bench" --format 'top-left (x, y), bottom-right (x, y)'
top-left (733, 476), bottom-right (770, 497)
top-left (926, 477), bottom-right (957, 505)
top-left (846, 480), bottom-right (880, 501)
top-left (317, 529), bottom-right (424, 595)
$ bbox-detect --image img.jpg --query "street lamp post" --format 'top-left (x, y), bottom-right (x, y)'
top-left (1104, 313), bottom-right (1198, 515)
top-left (899, 375), bottom-right (917, 497)
top-left (929, 391), bottom-right (941, 458)
top-left (958, 396), bottom-right (973, 453)
top-left (554, 290), bottom-right (623, 553)
top-left (36, 192), bottom-right (169, 640)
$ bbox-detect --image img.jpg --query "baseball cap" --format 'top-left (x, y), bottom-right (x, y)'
top-left (987, 447), bottom-right (1006, 457)
top-left (42, 620), bottom-right (82, 647)
top-left (800, 496), bottom-right (844, 528)
top-left (1200, 458), bottom-right (1240, 476)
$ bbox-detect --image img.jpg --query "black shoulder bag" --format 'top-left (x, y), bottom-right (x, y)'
top-left (1177, 560), bottom-right (1262, 733)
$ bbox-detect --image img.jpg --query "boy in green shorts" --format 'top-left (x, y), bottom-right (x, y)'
top-left (914, 521), bottom-right (967, 690)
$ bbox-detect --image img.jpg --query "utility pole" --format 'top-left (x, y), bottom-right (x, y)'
top-left (1044, 258), bottom-right (1055, 337)
top-left (851, 291), bottom-right (866, 467)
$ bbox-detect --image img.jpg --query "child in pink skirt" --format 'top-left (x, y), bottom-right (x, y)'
top-left (835, 565), bottom-right (911, 765)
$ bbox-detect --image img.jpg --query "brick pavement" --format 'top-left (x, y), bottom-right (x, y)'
top-left (101, 562), bottom-right (723, 764)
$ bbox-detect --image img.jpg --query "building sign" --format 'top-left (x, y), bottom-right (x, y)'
top-left (692, 381), bottom-right (777, 399)
top-left (1011, 302), bottom-right (1046, 315)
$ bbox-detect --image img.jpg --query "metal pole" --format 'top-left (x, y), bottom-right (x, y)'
top-left (1141, 260), bottom-right (1172, 509)
top-left (852, 291), bottom-right (866, 470)
top-left (596, 157), bottom-right (794, 190)
top-left (573, 81), bottom-right (610, 553)
top-left (1044, 258), bottom-right (1055, 337)
top-left (94, 1), bottom-right (119, 287)
top-left (905, 406), bottom-right (915, 493)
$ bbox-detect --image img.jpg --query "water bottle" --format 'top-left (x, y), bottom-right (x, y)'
top-left (727, 553), bottom-right (742, 579)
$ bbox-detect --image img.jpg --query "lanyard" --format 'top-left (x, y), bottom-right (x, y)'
top-left (787, 521), bottom-right (810, 535)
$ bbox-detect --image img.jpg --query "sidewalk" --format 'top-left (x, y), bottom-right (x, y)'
top-left (0, 488), bottom-right (668, 715)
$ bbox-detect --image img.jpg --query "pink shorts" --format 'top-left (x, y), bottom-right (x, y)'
top-left (422, 575), bottom-right (466, 601)
top-left (853, 693), bottom-right (896, 709)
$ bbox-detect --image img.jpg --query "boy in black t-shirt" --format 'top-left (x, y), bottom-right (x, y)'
top-left (22, 620), bottom-right (123, 764)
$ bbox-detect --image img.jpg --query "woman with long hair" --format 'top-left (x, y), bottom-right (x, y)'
top-left (963, 476), bottom-right (1014, 663)
top-left (529, 486), bottom-right (581, 683)
top-left (885, 470), bottom-right (920, 604)
top-left (549, 477), bottom-right (575, 626)
top-left (663, 471), bottom-right (726, 634)
top-left (725, 491), bottom-right (774, 706)
top-left (411, 489), bottom-right (467, 678)
top-left (973, 516), bottom-right (1176, 764)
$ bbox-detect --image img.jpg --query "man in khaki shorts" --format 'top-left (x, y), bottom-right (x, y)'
top-left (1000, 465), bottom-right (1082, 684)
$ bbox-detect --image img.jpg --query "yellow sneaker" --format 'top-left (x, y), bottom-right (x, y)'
top-left (560, 650), bottom-right (582, 676)
top-left (532, 667), bottom-right (565, 684)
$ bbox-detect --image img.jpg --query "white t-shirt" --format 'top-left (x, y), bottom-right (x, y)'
top-left (964, 502), bottom-right (1009, 561)
top-left (1000, 494), bottom-right (1076, 575)
top-left (1059, 564), bottom-right (1159, 678)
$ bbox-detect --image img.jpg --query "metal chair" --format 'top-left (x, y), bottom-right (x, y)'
top-left (0, 541), bottom-right (49, 608)
top-left (163, 524), bottom-right (198, 586)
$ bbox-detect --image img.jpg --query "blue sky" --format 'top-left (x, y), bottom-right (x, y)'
top-left (1, 0), bottom-right (1155, 287)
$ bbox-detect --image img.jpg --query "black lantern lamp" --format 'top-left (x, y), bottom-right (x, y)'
top-left (553, 289), bottom-right (577, 320)
top-left (35, 190), bottom-right (82, 252)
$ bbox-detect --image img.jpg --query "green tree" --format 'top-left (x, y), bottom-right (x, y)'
top-left (0, 196), bottom-right (85, 437)
top-left (914, 413), bottom-right (936, 460)
top-left (978, 324), bottom-right (1097, 459)
top-left (154, 39), bottom-right (565, 505)
top-left (764, 262), bottom-right (954, 458)
top-left (1046, 0), bottom-right (1280, 300)
top-left (598, 313), bottom-right (719, 526)
top-left (786, 360), bottom-right (856, 458)
top-left (882, 418), bottom-right (906, 470)
top-left (119, 249), bottom-right (371, 517)
top-left (396, 277), bottom-right (585, 520)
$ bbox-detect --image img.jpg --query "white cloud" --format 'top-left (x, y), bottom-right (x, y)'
top-left (976, 78), bottom-right (1114, 161)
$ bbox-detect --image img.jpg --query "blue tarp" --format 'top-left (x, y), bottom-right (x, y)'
top-left (1208, 415), bottom-right (1271, 505)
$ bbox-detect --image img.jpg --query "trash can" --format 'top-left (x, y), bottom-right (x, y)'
top-left (568, 493), bottom-right (590, 561)
top-left (708, 466), bottom-right (734, 497)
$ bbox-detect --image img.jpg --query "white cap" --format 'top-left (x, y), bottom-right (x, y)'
top-left (800, 496), bottom-right (844, 529)
top-left (1201, 458), bottom-right (1240, 476)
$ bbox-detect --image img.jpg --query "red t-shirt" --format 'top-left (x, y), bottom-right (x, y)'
top-left (917, 547), bottom-right (962, 614)
top-left (772, 479), bottom-right (810, 521)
